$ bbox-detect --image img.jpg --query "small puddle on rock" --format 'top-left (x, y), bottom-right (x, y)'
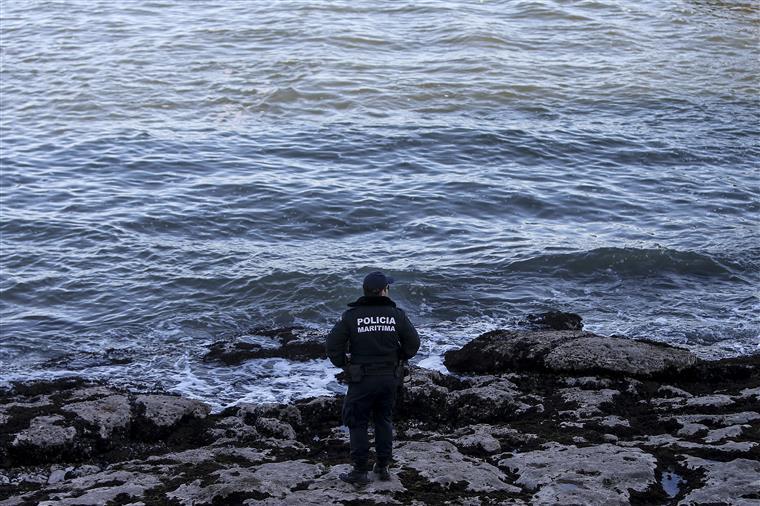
top-left (661, 470), bottom-right (684, 498)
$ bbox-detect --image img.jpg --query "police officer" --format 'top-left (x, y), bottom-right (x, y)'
top-left (326, 271), bottom-right (420, 486)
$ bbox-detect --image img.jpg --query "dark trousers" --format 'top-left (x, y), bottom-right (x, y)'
top-left (341, 373), bottom-right (397, 471)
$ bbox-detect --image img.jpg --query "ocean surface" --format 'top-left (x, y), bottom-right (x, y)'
top-left (1, 0), bottom-right (758, 411)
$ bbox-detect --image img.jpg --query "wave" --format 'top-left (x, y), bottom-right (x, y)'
top-left (506, 247), bottom-right (748, 279)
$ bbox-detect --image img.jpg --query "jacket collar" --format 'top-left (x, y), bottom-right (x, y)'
top-left (348, 296), bottom-right (397, 308)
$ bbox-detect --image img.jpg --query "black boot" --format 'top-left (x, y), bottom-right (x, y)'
top-left (373, 463), bottom-right (391, 481)
top-left (339, 467), bottom-right (370, 486)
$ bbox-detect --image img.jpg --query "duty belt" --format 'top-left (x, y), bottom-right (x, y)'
top-left (362, 364), bottom-right (397, 376)
top-left (349, 353), bottom-right (398, 365)
top-left (350, 353), bottom-right (398, 376)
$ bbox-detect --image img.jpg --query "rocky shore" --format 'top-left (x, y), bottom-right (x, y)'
top-left (1, 327), bottom-right (758, 505)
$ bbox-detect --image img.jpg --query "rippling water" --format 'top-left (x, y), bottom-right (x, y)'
top-left (1, 0), bottom-right (758, 409)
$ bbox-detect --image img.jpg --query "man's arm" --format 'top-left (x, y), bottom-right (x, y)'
top-left (325, 314), bottom-right (350, 367)
top-left (397, 310), bottom-right (420, 360)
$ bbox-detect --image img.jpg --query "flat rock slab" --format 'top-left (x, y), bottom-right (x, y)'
top-left (444, 330), bottom-right (698, 377)
top-left (61, 395), bottom-right (131, 438)
top-left (499, 443), bottom-right (657, 505)
top-left (30, 470), bottom-right (161, 506)
top-left (396, 440), bottom-right (520, 493)
top-left (244, 465), bottom-right (404, 506)
top-left (11, 415), bottom-right (76, 449)
top-left (135, 394), bottom-right (210, 427)
top-left (680, 457), bottom-right (760, 505)
top-left (167, 461), bottom-right (324, 505)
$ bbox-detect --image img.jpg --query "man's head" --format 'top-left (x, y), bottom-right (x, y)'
top-left (363, 271), bottom-right (394, 297)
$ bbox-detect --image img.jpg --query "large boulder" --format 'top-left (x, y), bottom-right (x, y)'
top-left (444, 330), bottom-right (586, 374)
top-left (544, 336), bottom-right (698, 377)
top-left (444, 330), bottom-right (698, 378)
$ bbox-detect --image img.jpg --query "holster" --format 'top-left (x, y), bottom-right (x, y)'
top-left (395, 361), bottom-right (410, 381)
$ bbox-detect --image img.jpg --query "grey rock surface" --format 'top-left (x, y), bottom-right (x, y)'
top-left (396, 440), bottom-right (520, 493)
top-left (545, 336), bottom-right (698, 376)
top-left (559, 387), bottom-right (620, 417)
top-left (61, 394), bottom-right (131, 438)
top-left (11, 415), bottom-right (76, 449)
top-left (135, 394), bottom-right (210, 427)
top-left (685, 393), bottom-right (735, 408)
top-left (1, 331), bottom-right (757, 506)
top-left (679, 457), bottom-right (760, 506)
top-left (499, 443), bottom-right (657, 505)
top-left (704, 424), bottom-right (747, 443)
top-left (444, 330), bottom-right (588, 373)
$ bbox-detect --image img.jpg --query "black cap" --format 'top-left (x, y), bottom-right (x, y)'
top-left (363, 271), bottom-right (395, 292)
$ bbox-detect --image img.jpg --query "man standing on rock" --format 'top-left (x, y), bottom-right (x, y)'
top-left (326, 271), bottom-right (420, 486)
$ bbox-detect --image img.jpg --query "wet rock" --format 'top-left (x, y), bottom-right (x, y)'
top-left (526, 311), bottom-right (583, 330)
top-left (1, 341), bottom-right (756, 506)
top-left (203, 326), bottom-right (325, 364)
top-left (499, 443), bottom-right (657, 504)
top-left (450, 425), bottom-right (503, 454)
top-left (562, 376), bottom-right (612, 388)
top-left (65, 385), bottom-right (123, 401)
top-left (677, 422), bottom-right (707, 437)
top-left (61, 394), bottom-right (131, 439)
top-left (254, 417), bottom-right (297, 441)
top-left (134, 394), bottom-right (210, 428)
top-left (558, 387), bottom-right (620, 417)
top-left (667, 411), bottom-right (760, 428)
top-left (396, 367), bottom-right (451, 422)
top-left (681, 457), bottom-right (760, 505)
top-left (684, 393), bottom-right (734, 408)
top-left (739, 386), bottom-right (760, 400)
top-left (627, 434), bottom-right (758, 454)
top-left (396, 440), bottom-right (520, 493)
top-left (599, 415), bottom-right (631, 428)
top-left (448, 376), bottom-right (534, 423)
top-left (292, 396), bottom-right (342, 430)
top-left (658, 385), bottom-right (693, 398)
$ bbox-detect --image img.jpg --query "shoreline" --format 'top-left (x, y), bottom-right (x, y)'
top-left (1, 329), bottom-right (758, 505)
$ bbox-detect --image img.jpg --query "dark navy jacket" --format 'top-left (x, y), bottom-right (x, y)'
top-left (326, 296), bottom-right (420, 368)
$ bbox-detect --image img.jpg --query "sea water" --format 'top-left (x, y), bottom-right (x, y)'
top-left (1, 0), bottom-right (758, 409)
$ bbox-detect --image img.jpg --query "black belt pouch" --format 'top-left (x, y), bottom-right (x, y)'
top-left (348, 364), bottom-right (364, 383)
